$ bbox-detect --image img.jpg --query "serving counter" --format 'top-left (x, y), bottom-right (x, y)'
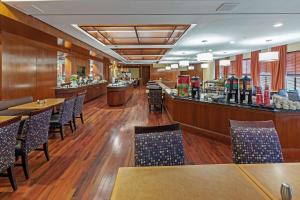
top-left (107, 83), bottom-right (134, 106)
top-left (55, 82), bottom-right (108, 103)
top-left (160, 83), bottom-right (300, 152)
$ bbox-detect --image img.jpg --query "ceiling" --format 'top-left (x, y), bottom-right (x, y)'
top-left (4, 0), bottom-right (300, 64)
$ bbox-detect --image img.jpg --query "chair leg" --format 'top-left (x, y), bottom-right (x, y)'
top-left (80, 113), bottom-right (84, 124)
top-left (59, 125), bottom-right (64, 140)
top-left (69, 122), bottom-right (73, 133)
top-left (73, 116), bottom-right (77, 130)
top-left (21, 153), bottom-right (29, 179)
top-left (43, 143), bottom-right (50, 161)
top-left (7, 166), bottom-right (17, 191)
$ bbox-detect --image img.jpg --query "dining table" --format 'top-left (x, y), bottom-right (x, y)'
top-left (110, 164), bottom-right (271, 200)
top-left (111, 163), bottom-right (300, 200)
top-left (0, 115), bottom-right (29, 123)
top-left (239, 163), bottom-right (299, 200)
top-left (8, 98), bottom-right (65, 110)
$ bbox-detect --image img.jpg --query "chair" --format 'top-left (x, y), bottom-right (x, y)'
top-left (134, 123), bottom-right (185, 166)
top-left (73, 93), bottom-right (85, 130)
top-left (229, 120), bottom-right (284, 164)
top-left (0, 116), bottom-right (21, 191)
top-left (50, 97), bottom-right (76, 140)
top-left (148, 88), bottom-right (163, 112)
top-left (15, 107), bottom-right (52, 179)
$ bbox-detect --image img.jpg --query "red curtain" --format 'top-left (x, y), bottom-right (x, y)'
top-left (271, 45), bottom-right (287, 91)
top-left (224, 65), bottom-right (228, 78)
top-left (251, 50), bottom-right (260, 87)
top-left (235, 54), bottom-right (243, 78)
top-left (215, 59), bottom-right (220, 79)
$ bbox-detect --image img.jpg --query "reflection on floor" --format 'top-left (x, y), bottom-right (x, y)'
top-left (0, 88), bottom-right (297, 199)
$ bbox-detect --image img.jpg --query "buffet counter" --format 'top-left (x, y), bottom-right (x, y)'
top-left (107, 83), bottom-right (134, 106)
top-left (159, 82), bottom-right (300, 151)
top-left (55, 82), bottom-right (108, 103)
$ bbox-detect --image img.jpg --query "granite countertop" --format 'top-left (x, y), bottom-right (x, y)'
top-left (56, 81), bottom-right (107, 90)
top-left (166, 93), bottom-right (300, 113)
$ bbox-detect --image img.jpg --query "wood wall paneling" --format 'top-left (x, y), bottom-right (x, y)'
top-left (1, 32), bottom-right (57, 100)
top-left (36, 48), bottom-right (57, 100)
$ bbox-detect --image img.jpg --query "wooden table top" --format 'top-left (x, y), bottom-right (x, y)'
top-left (240, 163), bottom-right (300, 200)
top-left (110, 164), bottom-right (270, 200)
top-left (9, 98), bottom-right (65, 110)
top-left (0, 115), bottom-right (29, 123)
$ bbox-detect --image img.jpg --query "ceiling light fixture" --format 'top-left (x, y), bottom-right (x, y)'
top-left (157, 68), bottom-right (166, 72)
top-left (197, 40), bottom-right (213, 63)
top-left (259, 40), bottom-right (279, 62)
top-left (259, 52), bottom-right (279, 62)
top-left (171, 64), bottom-right (179, 69)
top-left (219, 59), bottom-right (231, 66)
top-left (197, 53), bottom-right (213, 63)
top-left (230, 41), bottom-right (235, 44)
top-left (201, 63), bottom-right (209, 69)
top-left (273, 23), bottom-right (283, 28)
top-left (165, 66), bottom-right (171, 70)
top-left (188, 66), bottom-right (195, 70)
top-left (179, 60), bottom-right (189, 67)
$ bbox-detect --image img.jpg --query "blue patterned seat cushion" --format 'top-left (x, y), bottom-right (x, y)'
top-left (231, 127), bottom-right (283, 164)
top-left (135, 130), bottom-right (184, 166)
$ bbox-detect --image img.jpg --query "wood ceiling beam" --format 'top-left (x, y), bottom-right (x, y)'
top-left (166, 25), bottom-right (177, 44)
top-left (93, 27), bottom-right (113, 45)
top-left (134, 26), bottom-right (141, 45)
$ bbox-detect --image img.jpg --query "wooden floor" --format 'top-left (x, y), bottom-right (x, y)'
top-left (0, 87), bottom-right (291, 199)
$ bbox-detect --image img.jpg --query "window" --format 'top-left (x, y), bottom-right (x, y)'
top-left (285, 51), bottom-right (300, 91)
top-left (219, 65), bottom-right (224, 79)
top-left (227, 61), bottom-right (236, 78)
top-left (260, 62), bottom-right (271, 90)
top-left (242, 59), bottom-right (251, 77)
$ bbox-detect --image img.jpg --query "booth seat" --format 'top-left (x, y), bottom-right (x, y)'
top-left (0, 96), bottom-right (33, 116)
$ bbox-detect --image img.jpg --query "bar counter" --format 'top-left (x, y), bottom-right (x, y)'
top-left (55, 82), bottom-right (108, 103)
top-left (161, 84), bottom-right (300, 151)
top-left (107, 83), bottom-right (134, 106)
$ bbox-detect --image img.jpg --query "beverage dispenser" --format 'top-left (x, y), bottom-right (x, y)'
top-left (191, 76), bottom-right (201, 99)
top-left (239, 76), bottom-right (253, 104)
top-left (226, 76), bottom-right (239, 104)
top-left (177, 75), bottom-right (190, 97)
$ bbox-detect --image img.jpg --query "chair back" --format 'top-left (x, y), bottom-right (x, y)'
top-left (148, 88), bottom-right (162, 105)
top-left (59, 97), bottom-right (76, 125)
top-left (0, 116), bottom-right (21, 171)
top-left (134, 123), bottom-right (184, 166)
top-left (135, 123), bottom-right (181, 134)
top-left (22, 107), bottom-right (52, 153)
top-left (73, 93), bottom-right (85, 117)
top-left (229, 120), bottom-right (283, 164)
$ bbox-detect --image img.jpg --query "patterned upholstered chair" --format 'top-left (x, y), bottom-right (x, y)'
top-left (0, 116), bottom-right (21, 191)
top-left (50, 97), bottom-right (76, 140)
top-left (148, 88), bottom-right (163, 112)
top-left (15, 107), bottom-right (52, 179)
top-left (73, 93), bottom-right (85, 130)
top-left (230, 120), bottom-right (284, 164)
top-left (134, 123), bottom-right (185, 166)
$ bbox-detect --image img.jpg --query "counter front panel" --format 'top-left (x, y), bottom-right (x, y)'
top-left (162, 85), bottom-right (300, 150)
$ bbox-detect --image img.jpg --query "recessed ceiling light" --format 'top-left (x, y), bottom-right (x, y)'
top-left (208, 49), bottom-right (213, 52)
top-left (230, 41), bottom-right (235, 44)
top-left (266, 39), bottom-right (273, 43)
top-left (273, 23), bottom-right (283, 28)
